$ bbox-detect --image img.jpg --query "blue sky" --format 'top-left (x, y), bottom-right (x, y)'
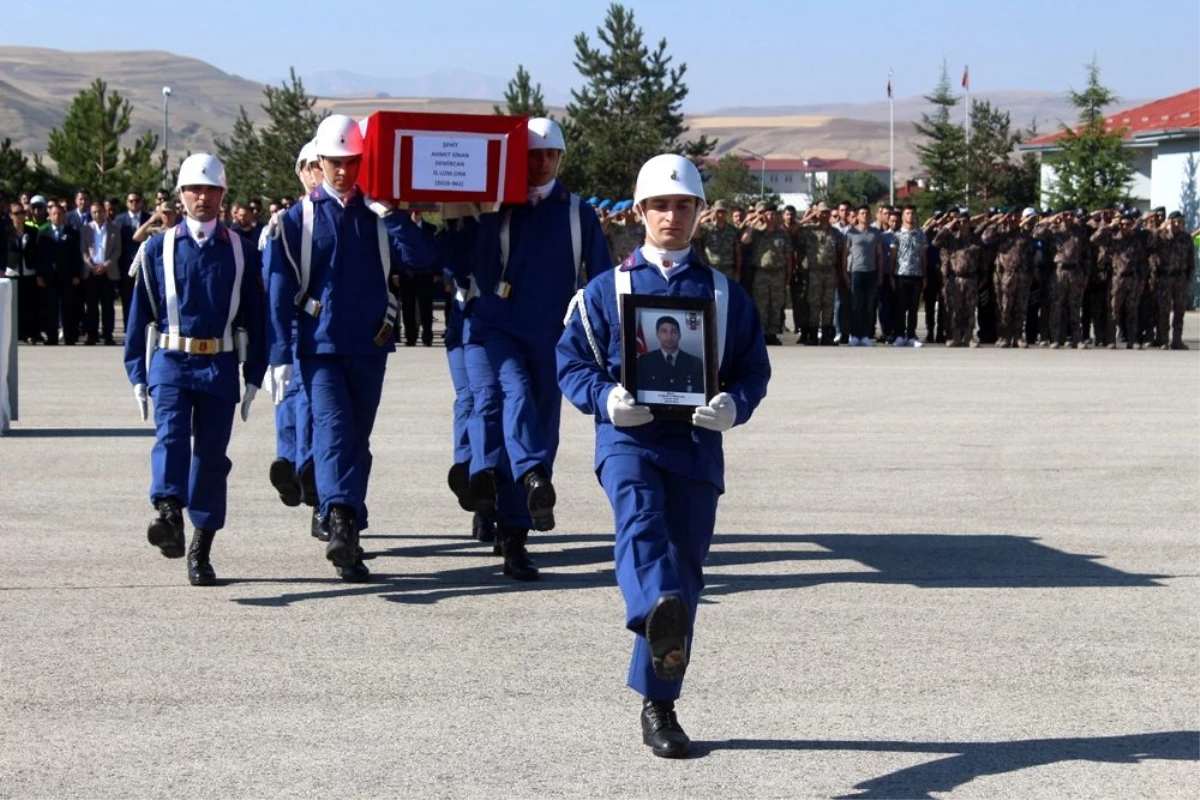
top-left (5, 0), bottom-right (1198, 110)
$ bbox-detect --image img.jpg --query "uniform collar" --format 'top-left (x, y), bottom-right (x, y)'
top-left (184, 216), bottom-right (219, 244)
top-left (314, 182), bottom-right (361, 208)
top-left (619, 246), bottom-right (701, 274)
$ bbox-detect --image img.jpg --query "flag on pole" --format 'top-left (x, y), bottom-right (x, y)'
top-left (887, 71), bottom-right (892, 99)
top-left (961, 65), bottom-right (970, 90)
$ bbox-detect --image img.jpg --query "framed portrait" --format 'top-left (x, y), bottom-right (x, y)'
top-left (621, 294), bottom-right (719, 421)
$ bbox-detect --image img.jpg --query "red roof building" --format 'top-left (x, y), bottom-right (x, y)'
top-left (1022, 88), bottom-right (1199, 148)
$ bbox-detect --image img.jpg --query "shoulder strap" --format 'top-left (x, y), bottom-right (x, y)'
top-left (378, 216), bottom-right (399, 332)
top-left (570, 193), bottom-right (582, 286)
top-left (299, 197), bottom-right (314, 297)
top-left (134, 240), bottom-right (160, 322)
top-left (224, 232), bottom-right (245, 350)
top-left (613, 264), bottom-right (632, 332)
top-left (499, 208), bottom-right (513, 280)
top-left (163, 227), bottom-right (180, 336)
top-left (711, 267), bottom-right (729, 370)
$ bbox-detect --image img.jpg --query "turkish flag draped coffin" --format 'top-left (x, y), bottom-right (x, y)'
top-left (358, 112), bottom-right (528, 206)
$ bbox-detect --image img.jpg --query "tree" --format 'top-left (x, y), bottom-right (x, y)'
top-left (701, 154), bottom-right (778, 208)
top-left (45, 78), bottom-right (157, 200)
top-left (1181, 153), bottom-right (1198, 230)
top-left (913, 61), bottom-right (966, 215)
top-left (494, 65), bottom-right (548, 117)
top-left (1045, 59), bottom-right (1133, 210)
top-left (217, 69), bottom-right (326, 204)
top-left (119, 130), bottom-right (163, 200)
top-left (0, 138), bottom-right (34, 196)
top-left (812, 171), bottom-right (889, 207)
top-left (561, 3), bottom-right (715, 199)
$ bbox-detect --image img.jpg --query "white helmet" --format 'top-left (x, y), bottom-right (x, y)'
top-left (176, 153), bottom-right (226, 190)
top-left (314, 114), bottom-right (364, 157)
top-left (294, 140), bottom-right (318, 179)
top-left (633, 154), bottom-right (706, 207)
top-left (527, 117), bottom-right (565, 152)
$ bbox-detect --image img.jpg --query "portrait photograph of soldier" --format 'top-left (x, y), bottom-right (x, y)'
top-left (634, 310), bottom-right (707, 406)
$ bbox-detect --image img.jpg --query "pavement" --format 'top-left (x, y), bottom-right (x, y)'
top-left (1, 320), bottom-right (1198, 799)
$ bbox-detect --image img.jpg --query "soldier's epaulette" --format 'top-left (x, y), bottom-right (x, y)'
top-left (618, 253), bottom-right (638, 271)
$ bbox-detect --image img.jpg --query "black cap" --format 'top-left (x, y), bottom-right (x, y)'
top-left (1153, 206), bottom-right (1166, 214)
top-left (1168, 210), bottom-right (1183, 220)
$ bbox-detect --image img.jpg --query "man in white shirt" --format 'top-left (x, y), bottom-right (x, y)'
top-left (80, 200), bottom-right (122, 345)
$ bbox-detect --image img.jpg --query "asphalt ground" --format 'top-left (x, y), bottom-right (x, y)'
top-left (1, 318), bottom-right (1198, 799)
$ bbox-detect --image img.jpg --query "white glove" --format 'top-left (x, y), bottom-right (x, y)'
top-left (365, 196), bottom-right (394, 218)
top-left (606, 385), bottom-right (654, 428)
top-left (692, 392), bottom-right (737, 432)
top-left (4, 268), bottom-right (17, 278)
top-left (240, 385), bottom-right (258, 422)
top-left (134, 384), bottom-right (149, 422)
top-left (270, 365), bottom-right (293, 405)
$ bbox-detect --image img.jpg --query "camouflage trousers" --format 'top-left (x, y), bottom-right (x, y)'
top-left (754, 269), bottom-right (786, 335)
top-left (1111, 274), bottom-right (1143, 343)
top-left (806, 269), bottom-right (837, 330)
top-left (1050, 266), bottom-right (1086, 345)
top-left (997, 272), bottom-right (1031, 344)
top-left (943, 275), bottom-right (978, 345)
top-left (1156, 274), bottom-right (1190, 346)
top-left (790, 270), bottom-right (809, 332)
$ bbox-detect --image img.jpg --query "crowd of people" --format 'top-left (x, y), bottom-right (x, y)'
top-left (598, 197), bottom-right (1199, 350)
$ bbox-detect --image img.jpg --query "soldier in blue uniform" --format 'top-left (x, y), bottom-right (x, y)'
top-left (557, 154), bottom-right (771, 758)
top-left (447, 117), bottom-right (611, 581)
top-left (124, 154), bottom-right (266, 586)
top-left (265, 115), bottom-right (434, 582)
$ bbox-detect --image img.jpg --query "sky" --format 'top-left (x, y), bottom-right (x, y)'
top-left (4, 0), bottom-right (1198, 111)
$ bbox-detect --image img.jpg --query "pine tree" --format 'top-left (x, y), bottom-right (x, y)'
top-left (46, 79), bottom-right (140, 199)
top-left (1045, 59), bottom-right (1133, 210)
top-left (0, 138), bottom-right (33, 196)
top-left (494, 65), bottom-right (548, 117)
top-left (962, 99), bottom-right (1025, 210)
top-left (217, 69), bottom-right (325, 204)
top-left (702, 154), bottom-right (779, 207)
top-left (119, 130), bottom-right (164, 200)
top-left (812, 171), bottom-right (890, 207)
top-left (913, 61), bottom-right (966, 215)
top-left (561, 3), bottom-right (715, 199)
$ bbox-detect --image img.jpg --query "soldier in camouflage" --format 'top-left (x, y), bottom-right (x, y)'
top-left (603, 206), bottom-right (644, 266)
top-left (782, 206), bottom-right (807, 343)
top-left (696, 200), bottom-right (741, 281)
top-left (1151, 211), bottom-right (1195, 350)
top-left (1091, 210), bottom-right (1150, 349)
top-left (1033, 209), bottom-right (1092, 348)
top-left (1082, 208), bottom-right (1114, 347)
top-left (932, 211), bottom-right (987, 348)
top-left (797, 203), bottom-right (844, 345)
top-left (980, 208), bottom-right (1037, 348)
top-left (740, 201), bottom-right (793, 345)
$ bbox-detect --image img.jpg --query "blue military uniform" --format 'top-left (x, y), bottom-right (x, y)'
top-left (448, 180), bottom-right (610, 537)
top-left (557, 247), bottom-right (770, 702)
top-left (265, 185), bottom-right (433, 557)
top-left (124, 222), bottom-right (266, 535)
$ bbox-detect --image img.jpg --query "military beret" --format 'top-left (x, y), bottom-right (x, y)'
top-left (755, 201), bottom-right (775, 213)
top-left (586, 196), bottom-right (601, 206)
top-left (957, 209), bottom-right (971, 219)
top-left (1153, 206), bottom-right (1167, 214)
top-left (1122, 209), bottom-right (1140, 219)
top-left (598, 199), bottom-right (613, 210)
top-left (1168, 210), bottom-right (1183, 220)
top-left (1074, 208), bottom-right (1087, 218)
top-left (712, 199), bottom-right (728, 211)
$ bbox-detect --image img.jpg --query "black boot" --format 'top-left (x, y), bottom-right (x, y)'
top-left (310, 507), bottom-right (330, 541)
top-left (447, 461), bottom-right (474, 512)
top-left (268, 457), bottom-right (302, 507)
top-left (187, 529), bottom-right (217, 586)
top-left (147, 497), bottom-right (186, 559)
top-left (521, 467), bottom-right (556, 532)
top-left (472, 512), bottom-right (496, 543)
top-left (641, 699), bottom-right (691, 759)
top-left (645, 594), bottom-right (688, 681)
top-left (337, 547), bottom-right (371, 583)
top-left (325, 504), bottom-right (359, 568)
top-left (469, 468), bottom-right (500, 515)
top-left (500, 526), bottom-right (539, 581)
top-left (822, 326), bottom-right (838, 346)
top-left (298, 461), bottom-right (318, 507)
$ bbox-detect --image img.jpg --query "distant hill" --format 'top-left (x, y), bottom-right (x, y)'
top-left (0, 47), bottom-right (1153, 183)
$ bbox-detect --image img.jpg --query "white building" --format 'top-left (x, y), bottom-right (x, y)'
top-left (711, 156), bottom-right (891, 209)
top-left (1020, 88), bottom-right (1199, 214)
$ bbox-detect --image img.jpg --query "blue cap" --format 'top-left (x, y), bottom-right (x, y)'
top-left (598, 199), bottom-right (613, 211)
top-left (586, 196), bottom-right (600, 206)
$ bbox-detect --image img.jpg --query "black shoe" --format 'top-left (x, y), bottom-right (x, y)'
top-left (298, 461), bottom-right (318, 507)
top-left (84, 337), bottom-right (97, 346)
top-left (472, 512), bottom-right (496, 543)
top-left (469, 468), bottom-right (499, 515)
top-left (324, 505), bottom-right (359, 568)
top-left (522, 467), bottom-right (556, 531)
top-left (337, 558), bottom-right (371, 583)
top-left (641, 699), bottom-right (691, 759)
top-left (103, 337), bottom-right (117, 346)
top-left (187, 529), bottom-right (218, 586)
top-left (310, 508), bottom-right (330, 541)
top-left (500, 527), bottom-right (539, 581)
top-left (765, 334), bottom-right (782, 346)
top-left (147, 497), bottom-right (186, 559)
top-left (269, 457), bottom-right (303, 507)
top-left (645, 594), bottom-right (688, 681)
top-left (404, 340), bottom-right (416, 347)
top-left (447, 461), bottom-right (474, 512)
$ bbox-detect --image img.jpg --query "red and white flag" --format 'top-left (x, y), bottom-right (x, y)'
top-left (961, 65), bottom-right (970, 90)
top-left (635, 320), bottom-right (647, 355)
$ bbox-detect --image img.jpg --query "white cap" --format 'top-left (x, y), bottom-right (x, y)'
top-left (295, 140), bottom-right (318, 178)
top-left (176, 153), bottom-right (226, 190)
top-left (527, 117), bottom-right (565, 152)
top-left (314, 114), bottom-right (364, 158)
top-left (29, 194), bottom-right (47, 206)
top-left (633, 154), bottom-right (706, 207)
top-left (1021, 207), bottom-right (1037, 218)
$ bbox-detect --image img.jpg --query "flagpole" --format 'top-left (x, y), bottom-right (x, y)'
top-left (889, 69), bottom-right (895, 206)
top-left (963, 64), bottom-right (971, 207)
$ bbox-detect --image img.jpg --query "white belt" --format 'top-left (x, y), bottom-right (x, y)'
top-left (157, 333), bottom-right (230, 355)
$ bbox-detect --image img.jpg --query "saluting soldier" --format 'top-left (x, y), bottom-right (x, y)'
top-left (696, 199), bottom-right (740, 281)
top-left (932, 211), bottom-right (987, 347)
top-left (1151, 211), bottom-right (1195, 350)
top-left (1091, 210), bottom-right (1149, 349)
top-left (980, 208), bottom-right (1037, 348)
top-left (797, 203), bottom-right (844, 346)
top-left (740, 201), bottom-right (793, 345)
